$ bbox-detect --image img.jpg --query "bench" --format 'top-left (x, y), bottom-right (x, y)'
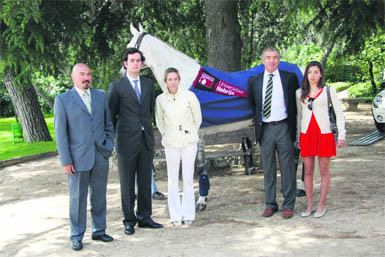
top-left (154, 125), bottom-right (259, 175)
top-left (341, 98), bottom-right (368, 111)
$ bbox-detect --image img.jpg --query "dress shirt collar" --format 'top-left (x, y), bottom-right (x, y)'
top-left (126, 74), bottom-right (140, 84)
top-left (263, 69), bottom-right (279, 79)
top-left (74, 86), bottom-right (91, 98)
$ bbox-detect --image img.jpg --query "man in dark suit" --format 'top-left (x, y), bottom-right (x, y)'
top-left (54, 63), bottom-right (114, 251)
top-left (248, 47), bottom-right (299, 219)
top-left (108, 48), bottom-right (163, 235)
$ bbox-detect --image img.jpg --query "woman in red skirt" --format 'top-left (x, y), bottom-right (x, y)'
top-left (296, 61), bottom-right (346, 218)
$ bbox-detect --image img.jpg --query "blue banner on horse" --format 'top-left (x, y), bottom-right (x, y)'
top-left (190, 61), bottom-right (303, 127)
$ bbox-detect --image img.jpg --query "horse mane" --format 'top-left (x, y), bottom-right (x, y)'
top-left (142, 33), bottom-right (199, 64)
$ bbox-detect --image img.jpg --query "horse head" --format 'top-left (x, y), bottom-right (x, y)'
top-left (122, 23), bottom-right (200, 92)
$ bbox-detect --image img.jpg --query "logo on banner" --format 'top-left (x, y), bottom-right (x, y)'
top-left (198, 72), bottom-right (215, 88)
top-left (193, 67), bottom-right (248, 98)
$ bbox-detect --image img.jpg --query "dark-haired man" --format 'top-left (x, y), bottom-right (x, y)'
top-left (108, 48), bottom-right (163, 236)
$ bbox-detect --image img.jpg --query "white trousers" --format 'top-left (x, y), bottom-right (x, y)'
top-left (165, 144), bottom-right (197, 222)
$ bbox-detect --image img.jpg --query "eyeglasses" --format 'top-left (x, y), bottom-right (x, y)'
top-left (308, 97), bottom-right (315, 111)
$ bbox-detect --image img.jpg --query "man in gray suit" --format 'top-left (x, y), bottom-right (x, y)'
top-left (54, 63), bottom-right (114, 251)
top-left (248, 47), bottom-right (299, 219)
top-left (108, 48), bottom-right (163, 236)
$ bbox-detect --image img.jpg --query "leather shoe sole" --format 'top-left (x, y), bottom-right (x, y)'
top-left (72, 240), bottom-right (83, 251)
top-left (92, 234), bottom-right (113, 242)
top-left (262, 207), bottom-right (279, 217)
top-left (124, 225), bottom-right (135, 235)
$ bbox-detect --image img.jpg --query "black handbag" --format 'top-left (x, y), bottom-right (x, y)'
top-left (326, 86), bottom-right (338, 134)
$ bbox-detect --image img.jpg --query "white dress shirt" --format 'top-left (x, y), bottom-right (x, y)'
top-left (261, 69), bottom-right (287, 122)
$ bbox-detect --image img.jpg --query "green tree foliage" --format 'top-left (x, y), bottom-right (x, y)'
top-left (239, 0), bottom-right (291, 69)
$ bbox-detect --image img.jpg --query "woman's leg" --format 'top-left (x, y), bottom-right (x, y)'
top-left (165, 147), bottom-right (182, 222)
top-left (181, 144), bottom-right (197, 222)
top-left (303, 156), bottom-right (315, 212)
top-left (317, 157), bottom-right (331, 212)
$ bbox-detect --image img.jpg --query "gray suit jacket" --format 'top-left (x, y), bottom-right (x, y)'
top-left (54, 87), bottom-right (114, 171)
top-left (247, 70), bottom-right (299, 143)
top-left (108, 76), bottom-right (155, 153)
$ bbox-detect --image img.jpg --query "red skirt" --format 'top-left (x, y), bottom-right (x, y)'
top-left (300, 113), bottom-right (336, 157)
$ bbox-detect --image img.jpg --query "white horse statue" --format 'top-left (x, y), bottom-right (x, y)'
top-left (124, 23), bottom-right (254, 135)
top-left (124, 23), bottom-right (303, 211)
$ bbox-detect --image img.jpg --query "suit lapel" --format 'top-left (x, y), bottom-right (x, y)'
top-left (256, 74), bottom-right (264, 109)
top-left (90, 88), bottom-right (99, 115)
top-left (70, 87), bottom-right (90, 115)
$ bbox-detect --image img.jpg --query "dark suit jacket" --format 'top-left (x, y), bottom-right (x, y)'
top-left (247, 70), bottom-right (299, 143)
top-left (107, 75), bottom-right (155, 153)
top-left (54, 87), bottom-right (114, 171)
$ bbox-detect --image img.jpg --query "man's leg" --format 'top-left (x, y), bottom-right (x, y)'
top-left (136, 134), bottom-right (153, 222)
top-left (276, 123), bottom-right (296, 210)
top-left (117, 151), bottom-right (138, 227)
top-left (89, 151), bottom-right (109, 236)
top-left (68, 170), bottom-right (90, 241)
top-left (260, 125), bottom-right (278, 210)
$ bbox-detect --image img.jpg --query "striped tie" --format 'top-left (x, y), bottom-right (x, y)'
top-left (263, 74), bottom-right (274, 119)
top-left (82, 91), bottom-right (92, 114)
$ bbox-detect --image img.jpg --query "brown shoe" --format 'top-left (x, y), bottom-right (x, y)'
top-left (282, 208), bottom-right (294, 219)
top-left (262, 207), bottom-right (278, 217)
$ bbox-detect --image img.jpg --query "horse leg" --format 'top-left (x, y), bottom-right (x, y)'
top-left (195, 137), bottom-right (210, 212)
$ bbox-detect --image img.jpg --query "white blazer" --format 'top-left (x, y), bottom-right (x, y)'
top-left (296, 86), bottom-right (346, 141)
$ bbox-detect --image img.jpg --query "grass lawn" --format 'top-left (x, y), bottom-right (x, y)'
top-left (0, 116), bottom-right (57, 161)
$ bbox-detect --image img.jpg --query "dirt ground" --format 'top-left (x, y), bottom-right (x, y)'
top-left (0, 103), bottom-right (384, 257)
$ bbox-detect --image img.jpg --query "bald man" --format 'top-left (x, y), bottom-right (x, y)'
top-left (54, 63), bottom-right (114, 251)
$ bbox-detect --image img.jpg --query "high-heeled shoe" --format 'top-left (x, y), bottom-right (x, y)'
top-left (314, 208), bottom-right (327, 218)
top-left (301, 208), bottom-right (316, 217)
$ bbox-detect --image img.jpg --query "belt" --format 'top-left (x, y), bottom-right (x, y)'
top-left (262, 119), bottom-right (287, 126)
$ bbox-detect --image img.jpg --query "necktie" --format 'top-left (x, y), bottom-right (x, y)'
top-left (133, 80), bottom-right (141, 101)
top-left (263, 74), bottom-right (274, 119)
top-left (82, 91), bottom-right (92, 114)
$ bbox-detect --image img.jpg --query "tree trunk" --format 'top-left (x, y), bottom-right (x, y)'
top-left (205, 0), bottom-right (242, 72)
top-left (321, 40), bottom-right (336, 69)
top-left (4, 68), bottom-right (52, 142)
top-left (33, 84), bottom-right (54, 111)
top-left (368, 61), bottom-right (377, 95)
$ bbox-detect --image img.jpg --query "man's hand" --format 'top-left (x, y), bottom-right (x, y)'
top-left (337, 139), bottom-right (345, 148)
top-left (63, 164), bottom-right (75, 175)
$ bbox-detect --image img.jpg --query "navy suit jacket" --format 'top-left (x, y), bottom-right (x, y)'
top-left (247, 70), bottom-right (299, 143)
top-left (54, 87), bottom-right (114, 171)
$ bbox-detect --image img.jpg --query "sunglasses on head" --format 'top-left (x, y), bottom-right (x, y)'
top-left (308, 97), bottom-right (315, 111)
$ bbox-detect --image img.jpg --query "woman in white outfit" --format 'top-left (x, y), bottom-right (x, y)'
top-left (155, 67), bottom-right (202, 227)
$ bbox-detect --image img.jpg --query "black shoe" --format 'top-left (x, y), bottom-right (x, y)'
top-left (124, 225), bottom-right (135, 235)
top-left (296, 189), bottom-right (306, 197)
top-left (92, 233), bottom-right (114, 242)
top-left (72, 240), bottom-right (83, 251)
top-left (138, 219), bottom-right (163, 229)
top-left (152, 191), bottom-right (166, 200)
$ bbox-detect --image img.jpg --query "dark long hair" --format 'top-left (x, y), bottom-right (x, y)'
top-left (300, 61), bottom-right (325, 102)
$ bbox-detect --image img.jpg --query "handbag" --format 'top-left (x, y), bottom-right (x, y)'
top-left (326, 85), bottom-right (338, 134)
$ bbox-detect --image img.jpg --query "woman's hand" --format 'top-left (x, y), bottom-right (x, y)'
top-left (337, 139), bottom-right (345, 148)
top-left (294, 141), bottom-right (301, 150)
